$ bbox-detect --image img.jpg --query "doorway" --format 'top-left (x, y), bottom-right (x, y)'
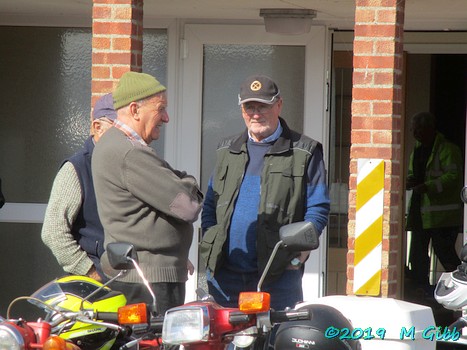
top-left (178, 24), bottom-right (330, 301)
top-left (329, 32), bottom-right (467, 299)
top-left (404, 53), bottom-right (467, 281)
top-left (403, 55), bottom-right (467, 324)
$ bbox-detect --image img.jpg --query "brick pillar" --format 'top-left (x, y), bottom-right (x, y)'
top-left (91, 0), bottom-right (143, 106)
top-left (347, 0), bottom-right (406, 297)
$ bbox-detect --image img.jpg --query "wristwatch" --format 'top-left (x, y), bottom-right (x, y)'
top-left (290, 258), bottom-right (302, 267)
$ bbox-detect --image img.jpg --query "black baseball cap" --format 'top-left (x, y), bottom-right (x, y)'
top-left (238, 74), bottom-right (281, 105)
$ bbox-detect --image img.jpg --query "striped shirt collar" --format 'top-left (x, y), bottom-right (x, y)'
top-left (113, 120), bottom-right (147, 146)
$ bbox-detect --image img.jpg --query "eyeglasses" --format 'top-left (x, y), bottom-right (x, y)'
top-left (242, 103), bottom-right (275, 115)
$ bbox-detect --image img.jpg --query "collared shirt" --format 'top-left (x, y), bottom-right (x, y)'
top-left (113, 120), bottom-right (147, 146)
top-left (248, 120), bottom-right (283, 143)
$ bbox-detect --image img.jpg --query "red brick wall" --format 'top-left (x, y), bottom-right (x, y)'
top-left (91, 0), bottom-right (143, 107)
top-left (347, 0), bottom-right (406, 297)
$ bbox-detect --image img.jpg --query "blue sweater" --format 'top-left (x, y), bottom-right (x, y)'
top-left (227, 141), bottom-right (270, 271)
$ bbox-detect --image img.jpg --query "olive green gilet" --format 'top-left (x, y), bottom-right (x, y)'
top-left (200, 119), bottom-right (319, 283)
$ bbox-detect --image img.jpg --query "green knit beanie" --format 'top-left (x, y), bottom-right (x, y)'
top-left (113, 71), bottom-right (166, 110)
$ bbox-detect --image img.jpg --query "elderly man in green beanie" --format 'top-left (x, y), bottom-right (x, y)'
top-left (92, 71), bottom-right (203, 315)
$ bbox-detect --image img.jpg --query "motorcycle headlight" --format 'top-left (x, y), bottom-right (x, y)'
top-left (0, 324), bottom-right (25, 350)
top-left (232, 326), bottom-right (256, 348)
top-left (162, 306), bottom-right (209, 345)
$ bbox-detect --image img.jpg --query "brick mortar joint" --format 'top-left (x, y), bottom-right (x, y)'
top-left (92, 34), bottom-right (143, 39)
top-left (354, 68), bottom-right (400, 71)
top-left (92, 19), bottom-right (142, 23)
top-left (92, 49), bottom-right (143, 52)
top-left (354, 38), bottom-right (402, 43)
top-left (356, 6), bottom-right (403, 9)
top-left (94, 3), bottom-right (140, 6)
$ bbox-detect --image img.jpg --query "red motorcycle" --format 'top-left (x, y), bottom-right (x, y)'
top-left (0, 221), bottom-right (357, 350)
top-left (0, 294), bottom-right (156, 350)
top-left (160, 221), bottom-right (358, 350)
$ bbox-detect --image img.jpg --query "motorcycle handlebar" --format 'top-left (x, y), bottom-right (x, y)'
top-left (448, 317), bottom-right (467, 331)
top-left (48, 311), bottom-right (124, 332)
top-left (96, 311), bottom-right (119, 323)
top-left (126, 314), bottom-right (164, 337)
top-left (228, 309), bottom-right (310, 325)
top-left (148, 315), bottom-right (164, 331)
top-left (270, 309), bottom-right (311, 323)
top-left (229, 311), bottom-right (254, 324)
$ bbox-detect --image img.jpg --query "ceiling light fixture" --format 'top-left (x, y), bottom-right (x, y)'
top-left (260, 8), bottom-right (317, 35)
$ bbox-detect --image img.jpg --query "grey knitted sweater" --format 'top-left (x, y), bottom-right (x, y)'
top-left (41, 162), bottom-right (94, 275)
top-left (92, 127), bottom-right (203, 283)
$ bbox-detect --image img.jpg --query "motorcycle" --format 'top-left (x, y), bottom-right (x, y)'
top-left (433, 186), bottom-right (467, 349)
top-left (161, 221), bottom-right (361, 350)
top-left (0, 221), bottom-right (360, 350)
top-left (0, 245), bottom-right (164, 350)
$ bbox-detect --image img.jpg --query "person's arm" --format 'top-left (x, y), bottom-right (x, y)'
top-left (289, 148), bottom-right (330, 269)
top-left (125, 147), bottom-right (204, 223)
top-left (304, 145), bottom-right (331, 234)
top-left (201, 176), bottom-right (217, 233)
top-left (41, 162), bottom-right (95, 276)
top-left (406, 150), bottom-right (418, 190)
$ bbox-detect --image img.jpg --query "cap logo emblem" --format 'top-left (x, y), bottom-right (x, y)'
top-left (250, 81), bottom-right (262, 91)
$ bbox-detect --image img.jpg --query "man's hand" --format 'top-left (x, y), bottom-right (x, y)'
top-left (187, 259), bottom-right (195, 275)
top-left (87, 266), bottom-right (102, 282)
top-left (286, 251), bottom-right (311, 270)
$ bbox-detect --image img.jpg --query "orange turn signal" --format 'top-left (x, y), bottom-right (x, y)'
top-left (43, 336), bottom-right (81, 350)
top-left (238, 292), bottom-right (270, 313)
top-left (118, 303), bottom-right (148, 324)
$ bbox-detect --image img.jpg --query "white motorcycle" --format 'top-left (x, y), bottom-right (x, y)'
top-left (433, 185), bottom-right (467, 349)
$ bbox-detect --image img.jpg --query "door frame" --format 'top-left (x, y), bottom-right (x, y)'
top-left (176, 23), bottom-right (331, 301)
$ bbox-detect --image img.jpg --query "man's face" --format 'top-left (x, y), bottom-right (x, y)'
top-left (241, 99), bottom-right (282, 142)
top-left (411, 121), bottom-right (435, 145)
top-left (137, 92), bottom-right (169, 144)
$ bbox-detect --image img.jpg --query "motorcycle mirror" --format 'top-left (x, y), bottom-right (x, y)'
top-left (107, 242), bottom-right (139, 270)
top-left (279, 221), bottom-right (319, 251)
top-left (461, 186), bottom-right (467, 204)
top-left (106, 243), bottom-right (157, 314)
top-left (257, 221), bottom-right (320, 292)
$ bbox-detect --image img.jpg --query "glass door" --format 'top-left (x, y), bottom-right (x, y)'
top-left (178, 24), bottom-right (329, 301)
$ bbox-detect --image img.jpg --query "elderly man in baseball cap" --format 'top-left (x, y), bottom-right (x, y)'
top-left (92, 71), bottom-right (203, 316)
top-left (42, 93), bottom-right (117, 282)
top-left (201, 74), bottom-right (331, 313)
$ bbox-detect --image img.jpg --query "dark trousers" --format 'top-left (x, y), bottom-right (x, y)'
top-left (110, 280), bottom-right (185, 315)
top-left (409, 227), bottom-right (461, 286)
